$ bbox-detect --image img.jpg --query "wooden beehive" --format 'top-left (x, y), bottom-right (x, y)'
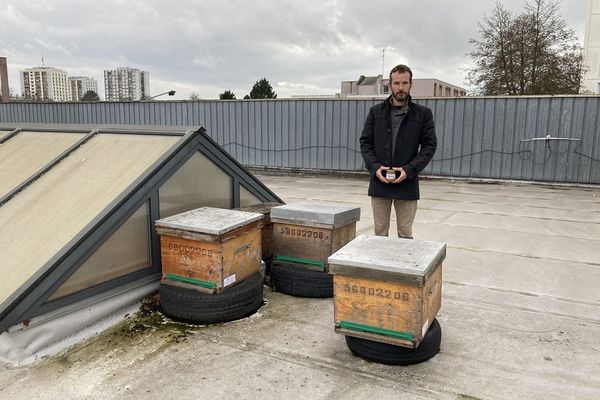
top-left (328, 235), bottom-right (446, 348)
top-left (270, 202), bottom-right (360, 270)
top-left (155, 207), bottom-right (263, 293)
top-left (235, 202), bottom-right (281, 260)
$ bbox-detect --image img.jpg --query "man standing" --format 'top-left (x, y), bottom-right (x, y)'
top-left (359, 64), bottom-right (437, 238)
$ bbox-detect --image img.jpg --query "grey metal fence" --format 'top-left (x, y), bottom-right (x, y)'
top-left (1, 96), bottom-right (599, 184)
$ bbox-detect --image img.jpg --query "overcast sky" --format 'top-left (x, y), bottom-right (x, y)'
top-left (0, 0), bottom-right (588, 100)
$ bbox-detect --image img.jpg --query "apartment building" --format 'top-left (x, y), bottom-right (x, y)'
top-left (21, 67), bottom-right (72, 101)
top-left (0, 57), bottom-right (9, 102)
top-left (341, 75), bottom-right (467, 98)
top-left (104, 67), bottom-right (149, 101)
top-left (70, 76), bottom-right (98, 101)
top-left (583, 0), bottom-right (600, 94)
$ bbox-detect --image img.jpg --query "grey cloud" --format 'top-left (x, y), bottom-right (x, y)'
top-left (0, 0), bottom-right (587, 99)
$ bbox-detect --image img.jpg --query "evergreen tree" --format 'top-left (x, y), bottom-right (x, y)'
top-left (81, 90), bottom-right (100, 102)
top-left (219, 90), bottom-right (236, 99)
top-left (247, 78), bottom-right (277, 99)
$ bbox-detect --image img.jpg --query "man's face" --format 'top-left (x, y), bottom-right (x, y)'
top-left (389, 71), bottom-right (412, 104)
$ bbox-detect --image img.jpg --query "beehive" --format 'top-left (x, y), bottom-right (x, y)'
top-left (328, 235), bottom-right (446, 348)
top-left (235, 202), bottom-right (280, 260)
top-left (270, 202), bottom-right (360, 270)
top-left (155, 207), bottom-right (263, 293)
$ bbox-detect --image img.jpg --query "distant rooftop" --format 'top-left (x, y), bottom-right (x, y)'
top-left (341, 74), bottom-right (467, 97)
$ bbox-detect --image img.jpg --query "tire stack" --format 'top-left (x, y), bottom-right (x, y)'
top-left (155, 207), bottom-right (265, 325)
top-left (269, 202), bottom-right (361, 298)
top-left (159, 271), bottom-right (265, 324)
top-left (270, 260), bottom-right (335, 298)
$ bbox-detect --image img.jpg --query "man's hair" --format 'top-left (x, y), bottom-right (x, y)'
top-left (389, 64), bottom-right (413, 83)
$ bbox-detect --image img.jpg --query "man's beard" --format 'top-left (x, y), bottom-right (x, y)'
top-left (393, 91), bottom-right (408, 103)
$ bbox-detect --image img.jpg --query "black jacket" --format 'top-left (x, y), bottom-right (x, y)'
top-left (359, 96), bottom-right (437, 200)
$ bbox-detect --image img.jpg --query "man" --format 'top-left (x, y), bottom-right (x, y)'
top-left (359, 64), bottom-right (437, 238)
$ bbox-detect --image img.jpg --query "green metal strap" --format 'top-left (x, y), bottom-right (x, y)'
top-left (274, 255), bottom-right (325, 269)
top-left (339, 321), bottom-right (414, 341)
top-left (165, 273), bottom-right (217, 289)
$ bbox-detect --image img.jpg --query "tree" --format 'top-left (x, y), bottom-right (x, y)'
top-left (467, 0), bottom-right (585, 95)
top-left (219, 90), bottom-right (236, 100)
top-left (189, 92), bottom-right (200, 101)
top-left (81, 90), bottom-right (100, 102)
top-left (246, 78), bottom-right (277, 99)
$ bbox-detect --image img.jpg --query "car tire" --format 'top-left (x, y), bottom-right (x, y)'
top-left (345, 319), bottom-right (442, 365)
top-left (271, 262), bottom-right (333, 298)
top-left (160, 272), bottom-right (264, 324)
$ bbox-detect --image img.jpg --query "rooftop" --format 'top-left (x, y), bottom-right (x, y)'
top-left (0, 174), bottom-right (598, 399)
top-left (357, 76), bottom-right (380, 86)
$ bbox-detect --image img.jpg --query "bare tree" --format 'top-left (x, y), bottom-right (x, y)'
top-left (467, 0), bottom-right (585, 95)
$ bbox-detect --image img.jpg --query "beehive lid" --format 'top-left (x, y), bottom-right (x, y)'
top-left (270, 202), bottom-right (360, 228)
top-left (328, 235), bottom-right (446, 284)
top-left (235, 202), bottom-right (281, 224)
top-left (155, 207), bottom-right (262, 235)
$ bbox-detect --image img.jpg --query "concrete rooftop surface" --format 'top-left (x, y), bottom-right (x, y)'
top-left (1, 174), bottom-right (599, 400)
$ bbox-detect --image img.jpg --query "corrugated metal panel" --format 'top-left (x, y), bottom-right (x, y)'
top-left (1, 97), bottom-right (599, 184)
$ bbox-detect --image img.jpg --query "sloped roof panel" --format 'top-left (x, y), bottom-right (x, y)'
top-left (0, 131), bottom-right (85, 197)
top-left (0, 133), bottom-right (178, 306)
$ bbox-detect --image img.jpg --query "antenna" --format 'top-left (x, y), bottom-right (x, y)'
top-left (41, 52), bottom-right (45, 67)
top-left (381, 48), bottom-right (385, 76)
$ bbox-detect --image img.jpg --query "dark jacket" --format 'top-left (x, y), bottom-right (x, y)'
top-left (359, 96), bottom-right (437, 200)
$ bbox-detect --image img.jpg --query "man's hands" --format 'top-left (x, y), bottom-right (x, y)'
top-left (375, 165), bottom-right (389, 183)
top-left (376, 166), bottom-right (407, 184)
top-left (392, 167), bottom-right (407, 183)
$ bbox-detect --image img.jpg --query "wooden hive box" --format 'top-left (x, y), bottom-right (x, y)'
top-left (270, 202), bottom-right (361, 270)
top-left (235, 202), bottom-right (281, 260)
top-left (155, 207), bottom-right (263, 293)
top-left (328, 235), bottom-right (446, 348)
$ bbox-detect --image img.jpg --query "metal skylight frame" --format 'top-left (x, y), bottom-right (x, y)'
top-left (0, 125), bottom-right (282, 333)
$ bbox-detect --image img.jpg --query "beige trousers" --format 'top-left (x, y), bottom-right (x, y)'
top-left (371, 196), bottom-right (418, 238)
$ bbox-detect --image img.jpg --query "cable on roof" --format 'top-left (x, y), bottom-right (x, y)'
top-left (220, 135), bottom-right (600, 165)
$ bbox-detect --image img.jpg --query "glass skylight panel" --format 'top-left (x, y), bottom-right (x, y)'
top-left (159, 152), bottom-right (232, 218)
top-left (47, 202), bottom-right (151, 301)
top-left (240, 185), bottom-right (262, 207)
top-left (0, 133), bottom-right (178, 307)
top-left (0, 131), bottom-right (85, 198)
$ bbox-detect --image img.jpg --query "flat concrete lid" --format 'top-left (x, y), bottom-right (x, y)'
top-left (270, 202), bottom-right (360, 227)
top-left (328, 235), bottom-right (446, 278)
top-left (235, 202), bottom-right (282, 223)
top-left (155, 207), bottom-right (262, 235)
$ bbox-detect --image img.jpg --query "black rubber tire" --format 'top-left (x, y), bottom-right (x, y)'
top-left (345, 319), bottom-right (442, 365)
top-left (159, 272), bottom-right (264, 324)
top-left (271, 262), bottom-right (333, 298)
